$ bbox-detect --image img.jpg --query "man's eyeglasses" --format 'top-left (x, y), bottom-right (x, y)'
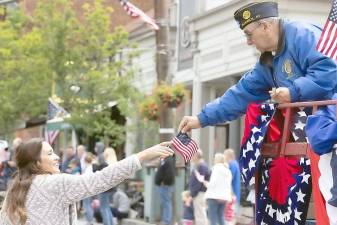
top-left (244, 22), bottom-right (262, 40)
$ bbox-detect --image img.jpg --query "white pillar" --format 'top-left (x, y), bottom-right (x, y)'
top-left (124, 117), bottom-right (136, 157)
top-left (191, 54), bottom-right (202, 142)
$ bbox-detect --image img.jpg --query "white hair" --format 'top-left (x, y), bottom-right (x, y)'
top-left (259, 17), bottom-right (279, 24)
top-left (214, 153), bottom-right (225, 164)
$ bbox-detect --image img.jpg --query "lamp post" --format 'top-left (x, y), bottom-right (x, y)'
top-left (69, 84), bottom-right (81, 94)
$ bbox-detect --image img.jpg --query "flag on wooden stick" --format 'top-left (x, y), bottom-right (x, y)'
top-left (172, 132), bottom-right (198, 162)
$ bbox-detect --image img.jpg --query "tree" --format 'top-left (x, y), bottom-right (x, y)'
top-left (0, 0), bottom-right (140, 145)
top-left (0, 8), bottom-right (51, 132)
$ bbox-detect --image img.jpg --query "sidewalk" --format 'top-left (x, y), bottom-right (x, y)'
top-left (78, 206), bottom-right (254, 225)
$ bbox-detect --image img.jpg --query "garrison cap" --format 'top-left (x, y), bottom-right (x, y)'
top-left (234, 2), bottom-right (278, 29)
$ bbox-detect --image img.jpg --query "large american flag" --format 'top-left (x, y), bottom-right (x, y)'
top-left (172, 132), bottom-right (198, 162)
top-left (119, 0), bottom-right (159, 30)
top-left (316, 0), bottom-right (337, 60)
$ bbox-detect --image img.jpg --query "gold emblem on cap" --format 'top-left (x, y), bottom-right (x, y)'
top-left (283, 59), bottom-right (293, 78)
top-left (242, 10), bottom-right (251, 20)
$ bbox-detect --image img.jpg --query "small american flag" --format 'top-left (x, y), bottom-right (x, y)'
top-left (119, 0), bottom-right (159, 30)
top-left (172, 132), bottom-right (198, 162)
top-left (316, 0), bottom-right (337, 60)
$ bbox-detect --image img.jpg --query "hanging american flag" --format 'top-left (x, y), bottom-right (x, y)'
top-left (47, 98), bottom-right (69, 120)
top-left (316, 0), bottom-right (337, 60)
top-left (172, 132), bottom-right (198, 162)
top-left (44, 129), bottom-right (59, 145)
top-left (45, 98), bottom-right (68, 145)
top-left (119, 0), bottom-right (159, 30)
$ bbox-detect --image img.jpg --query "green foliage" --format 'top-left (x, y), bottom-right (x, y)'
top-left (0, 9), bottom-right (51, 131)
top-left (0, 0), bottom-right (140, 143)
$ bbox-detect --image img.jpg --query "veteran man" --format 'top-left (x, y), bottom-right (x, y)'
top-left (179, 1), bottom-right (336, 132)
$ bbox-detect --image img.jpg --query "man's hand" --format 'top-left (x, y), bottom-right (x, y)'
top-left (178, 116), bottom-right (201, 133)
top-left (269, 87), bottom-right (291, 103)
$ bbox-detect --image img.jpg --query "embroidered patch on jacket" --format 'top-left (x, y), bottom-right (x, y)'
top-left (282, 59), bottom-right (293, 78)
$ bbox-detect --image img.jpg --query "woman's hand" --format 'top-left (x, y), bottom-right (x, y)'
top-left (137, 142), bottom-right (174, 163)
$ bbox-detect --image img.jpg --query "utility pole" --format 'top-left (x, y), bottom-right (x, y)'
top-left (154, 0), bottom-right (174, 143)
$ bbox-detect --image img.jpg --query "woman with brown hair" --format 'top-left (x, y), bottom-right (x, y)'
top-left (0, 138), bottom-right (173, 225)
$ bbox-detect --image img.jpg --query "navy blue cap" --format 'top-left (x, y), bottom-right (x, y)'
top-left (234, 2), bottom-right (278, 29)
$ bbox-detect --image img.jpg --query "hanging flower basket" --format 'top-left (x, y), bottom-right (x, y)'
top-left (139, 96), bottom-right (159, 121)
top-left (154, 83), bottom-right (186, 108)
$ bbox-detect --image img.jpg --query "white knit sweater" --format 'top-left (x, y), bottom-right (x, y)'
top-left (0, 154), bottom-right (141, 225)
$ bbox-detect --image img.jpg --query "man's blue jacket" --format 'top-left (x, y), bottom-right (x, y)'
top-left (198, 20), bottom-right (337, 127)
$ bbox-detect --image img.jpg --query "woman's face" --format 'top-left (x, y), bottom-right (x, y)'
top-left (40, 141), bottom-right (60, 174)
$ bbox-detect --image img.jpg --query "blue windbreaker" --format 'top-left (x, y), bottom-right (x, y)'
top-left (306, 94), bottom-right (337, 155)
top-left (198, 19), bottom-right (337, 127)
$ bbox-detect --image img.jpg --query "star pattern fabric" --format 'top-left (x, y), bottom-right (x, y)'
top-left (257, 157), bottom-right (311, 225)
top-left (240, 104), bottom-right (312, 224)
top-left (240, 103), bottom-right (277, 186)
top-left (291, 110), bottom-right (308, 142)
top-left (257, 109), bottom-right (311, 224)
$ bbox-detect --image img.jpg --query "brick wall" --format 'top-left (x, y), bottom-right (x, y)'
top-left (15, 125), bottom-right (43, 142)
top-left (21, 0), bottom-right (154, 29)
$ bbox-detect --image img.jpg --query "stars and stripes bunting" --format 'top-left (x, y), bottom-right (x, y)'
top-left (172, 132), bottom-right (198, 162)
top-left (316, 0), bottom-right (337, 60)
top-left (257, 157), bottom-right (311, 225)
top-left (241, 104), bottom-right (312, 224)
top-left (240, 103), bottom-right (277, 186)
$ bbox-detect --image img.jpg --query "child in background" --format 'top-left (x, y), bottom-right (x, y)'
top-left (181, 190), bottom-right (194, 225)
top-left (68, 158), bottom-right (81, 175)
top-left (225, 195), bottom-right (236, 225)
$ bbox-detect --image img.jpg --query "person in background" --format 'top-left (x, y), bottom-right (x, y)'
top-left (0, 138), bottom-right (173, 225)
top-left (155, 156), bottom-right (175, 225)
top-left (77, 145), bottom-right (87, 173)
top-left (223, 149), bottom-right (240, 215)
top-left (110, 186), bottom-right (130, 220)
top-left (181, 190), bottom-right (194, 225)
top-left (93, 144), bottom-right (118, 225)
top-left (82, 152), bottom-right (96, 225)
top-left (62, 146), bottom-right (81, 174)
top-left (104, 147), bottom-right (118, 165)
top-left (0, 140), bottom-right (9, 191)
top-left (201, 153), bottom-right (232, 225)
top-left (0, 140), bottom-right (9, 164)
top-left (2, 138), bottom-right (22, 189)
top-left (189, 149), bottom-right (210, 225)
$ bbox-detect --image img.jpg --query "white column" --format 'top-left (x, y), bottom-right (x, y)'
top-left (124, 117), bottom-right (136, 157)
top-left (208, 88), bottom-right (216, 165)
top-left (191, 54), bottom-right (202, 142)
